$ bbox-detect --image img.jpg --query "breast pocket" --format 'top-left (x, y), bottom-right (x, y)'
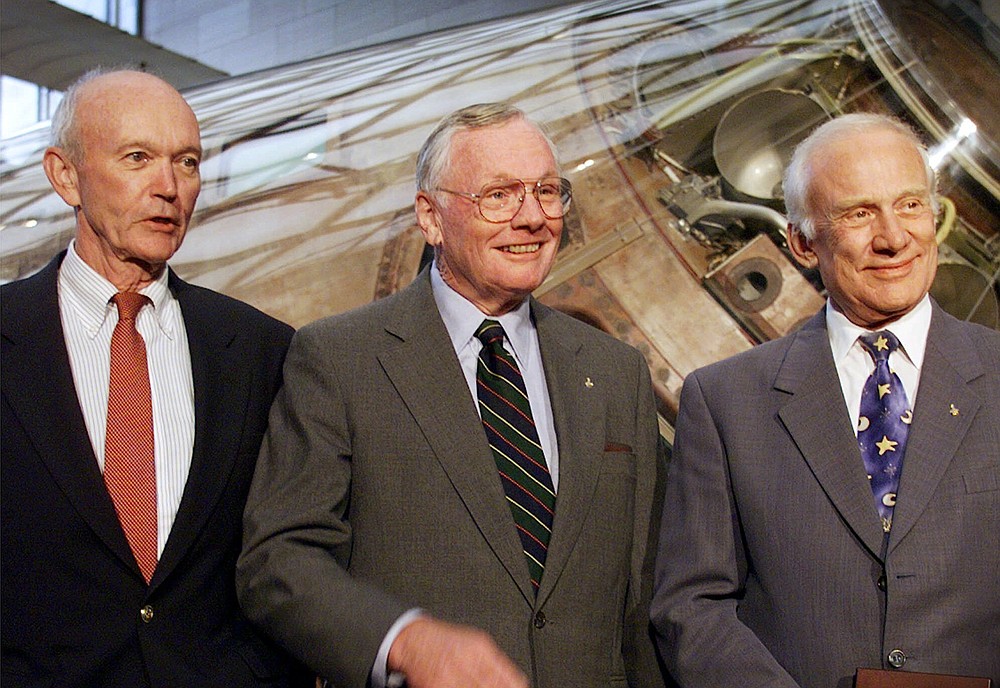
top-left (964, 464), bottom-right (999, 494)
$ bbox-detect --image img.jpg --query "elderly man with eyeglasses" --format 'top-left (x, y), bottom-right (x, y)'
top-left (238, 103), bottom-right (669, 688)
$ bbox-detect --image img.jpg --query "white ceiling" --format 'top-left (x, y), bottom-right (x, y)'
top-left (1, 0), bottom-right (227, 91)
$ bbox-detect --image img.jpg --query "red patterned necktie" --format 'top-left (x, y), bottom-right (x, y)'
top-left (476, 319), bottom-right (556, 595)
top-left (104, 291), bottom-right (157, 583)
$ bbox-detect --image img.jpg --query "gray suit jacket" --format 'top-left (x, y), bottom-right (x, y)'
top-left (238, 268), bottom-right (668, 688)
top-left (650, 302), bottom-right (1000, 688)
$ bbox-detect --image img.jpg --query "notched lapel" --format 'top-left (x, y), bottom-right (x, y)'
top-left (532, 305), bottom-right (605, 604)
top-left (154, 279), bottom-right (250, 583)
top-left (888, 311), bottom-right (983, 550)
top-left (2, 258), bottom-right (139, 576)
top-left (378, 278), bottom-right (534, 601)
top-left (776, 321), bottom-right (886, 557)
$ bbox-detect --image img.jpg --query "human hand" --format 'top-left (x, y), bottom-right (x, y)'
top-left (386, 617), bottom-right (529, 688)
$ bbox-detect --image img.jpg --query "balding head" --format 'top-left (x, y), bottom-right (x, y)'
top-left (43, 68), bottom-right (202, 288)
top-left (51, 69), bottom-right (197, 165)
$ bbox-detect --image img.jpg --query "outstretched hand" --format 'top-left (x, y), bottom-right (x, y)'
top-left (387, 617), bottom-right (529, 688)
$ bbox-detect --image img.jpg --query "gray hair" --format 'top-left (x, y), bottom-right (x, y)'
top-left (49, 66), bottom-right (142, 164)
top-left (782, 112), bottom-right (938, 239)
top-left (415, 102), bottom-right (559, 192)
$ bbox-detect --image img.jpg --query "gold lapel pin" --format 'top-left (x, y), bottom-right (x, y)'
top-left (584, 376), bottom-right (594, 388)
top-left (949, 403), bottom-right (959, 416)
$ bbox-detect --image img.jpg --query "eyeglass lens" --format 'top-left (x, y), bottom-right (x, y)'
top-left (478, 178), bottom-right (571, 222)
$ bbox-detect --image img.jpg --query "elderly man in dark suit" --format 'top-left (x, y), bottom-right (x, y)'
top-left (1, 69), bottom-right (306, 687)
top-left (650, 112), bottom-right (1000, 687)
top-left (237, 103), bottom-right (668, 688)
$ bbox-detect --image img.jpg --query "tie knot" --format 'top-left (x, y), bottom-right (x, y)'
top-left (476, 319), bottom-right (506, 349)
top-left (113, 291), bottom-right (149, 321)
top-left (859, 330), bottom-right (900, 362)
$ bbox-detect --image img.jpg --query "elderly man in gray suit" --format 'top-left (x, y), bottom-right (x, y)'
top-left (238, 103), bottom-right (668, 688)
top-left (650, 112), bottom-right (1000, 687)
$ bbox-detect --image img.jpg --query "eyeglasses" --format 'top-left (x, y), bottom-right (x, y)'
top-left (435, 177), bottom-right (573, 224)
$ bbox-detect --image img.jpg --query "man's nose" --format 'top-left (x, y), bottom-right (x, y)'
top-left (151, 161), bottom-right (179, 200)
top-left (511, 187), bottom-right (547, 230)
top-left (872, 208), bottom-right (910, 252)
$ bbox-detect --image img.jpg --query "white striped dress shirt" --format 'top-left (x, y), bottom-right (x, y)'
top-left (59, 242), bottom-right (195, 556)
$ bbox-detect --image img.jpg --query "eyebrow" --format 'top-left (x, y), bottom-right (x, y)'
top-left (483, 172), bottom-right (560, 183)
top-left (831, 188), bottom-right (929, 212)
top-left (117, 138), bottom-right (202, 153)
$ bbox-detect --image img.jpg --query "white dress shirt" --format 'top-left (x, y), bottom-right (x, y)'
top-left (826, 295), bottom-right (932, 434)
top-left (58, 241), bottom-right (196, 556)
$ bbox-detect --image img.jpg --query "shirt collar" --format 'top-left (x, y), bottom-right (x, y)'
top-left (429, 261), bottom-right (534, 359)
top-left (60, 240), bottom-right (176, 337)
top-left (826, 294), bottom-right (932, 368)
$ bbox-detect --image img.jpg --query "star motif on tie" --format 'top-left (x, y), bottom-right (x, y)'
top-left (874, 334), bottom-right (890, 352)
top-left (878, 383), bottom-right (891, 399)
top-left (876, 435), bottom-right (898, 455)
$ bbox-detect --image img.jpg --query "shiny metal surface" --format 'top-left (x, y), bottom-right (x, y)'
top-left (3, 0), bottom-right (997, 427)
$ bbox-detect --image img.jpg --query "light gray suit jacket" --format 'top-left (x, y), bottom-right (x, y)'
top-left (238, 269), bottom-right (668, 688)
top-left (650, 302), bottom-right (1000, 688)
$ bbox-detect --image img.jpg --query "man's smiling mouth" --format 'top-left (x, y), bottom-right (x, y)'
top-left (502, 243), bottom-right (540, 254)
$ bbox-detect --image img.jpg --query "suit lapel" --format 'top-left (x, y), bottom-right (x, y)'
top-left (887, 305), bottom-right (982, 551)
top-left (152, 273), bottom-right (248, 584)
top-left (2, 255), bottom-right (139, 575)
top-left (377, 273), bottom-right (534, 601)
top-left (776, 313), bottom-right (886, 557)
top-left (532, 303), bottom-right (604, 606)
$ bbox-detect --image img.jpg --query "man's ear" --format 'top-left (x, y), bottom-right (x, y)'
top-left (786, 224), bottom-right (818, 269)
top-left (42, 147), bottom-right (82, 209)
top-left (415, 191), bottom-right (443, 247)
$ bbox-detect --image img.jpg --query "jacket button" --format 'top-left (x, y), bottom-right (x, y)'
top-left (140, 605), bottom-right (154, 623)
top-left (533, 611), bottom-right (546, 629)
top-left (876, 574), bottom-right (887, 592)
top-left (887, 649), bottom-right (906, 668)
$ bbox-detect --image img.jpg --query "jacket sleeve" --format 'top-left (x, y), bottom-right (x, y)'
top-left (649, 369), bottom-right (798, 687)
top-left (623, 352), bottom-right (672, 687)
top-left (237, 324), bottom-right (408, 688)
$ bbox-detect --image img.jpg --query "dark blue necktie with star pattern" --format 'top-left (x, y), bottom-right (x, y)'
top-left (857, 330), bottom-right (912, 533)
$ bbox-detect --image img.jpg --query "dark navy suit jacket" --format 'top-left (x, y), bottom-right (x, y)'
top-left (1, 252), bottom-right (306, 688)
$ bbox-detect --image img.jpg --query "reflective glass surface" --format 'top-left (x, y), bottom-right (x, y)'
top-left (3, 0), bottom-right (997, 426)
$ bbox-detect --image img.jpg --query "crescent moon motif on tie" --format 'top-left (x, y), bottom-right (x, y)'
top-left (900, 410), bottom-right (913, 424)
top-left (858, 416), bottom-right (870, 432)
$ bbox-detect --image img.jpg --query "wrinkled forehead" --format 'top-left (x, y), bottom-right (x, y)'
top-left (80, 73), bottom-right (199, 129)
top-left (807, 128), bottom-right (927, 205)
top-left (446, 119), bottom-right (558, 183)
